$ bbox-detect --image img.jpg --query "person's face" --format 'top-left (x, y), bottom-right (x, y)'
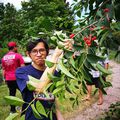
top-left (29, 42), bottom-right (47, 66)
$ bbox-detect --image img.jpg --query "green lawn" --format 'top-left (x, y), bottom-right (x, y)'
top-left (0, 83), bottom-right (22, 120)
top-left (0, 84), bottom-right (9, 119)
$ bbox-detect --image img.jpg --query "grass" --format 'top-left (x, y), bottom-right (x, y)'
top-left (0, 83), bottom-right (22, 120)
top-left (0, 84), bottom-right (9, 119)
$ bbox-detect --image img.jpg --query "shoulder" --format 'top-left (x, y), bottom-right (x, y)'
top-left (15, 53), bottom-right (24, 61)
top-left (15, 53), bottom-right (23, 57)
top-left (16, 65), bottom-right (31, 73)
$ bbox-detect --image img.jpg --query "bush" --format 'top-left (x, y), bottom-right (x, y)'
top-left (0, 68), bottom-right (3, 84)
top-left (0, 48), bottom-right (8, 58)
top-left (98, 101), bottom-right (120, 120)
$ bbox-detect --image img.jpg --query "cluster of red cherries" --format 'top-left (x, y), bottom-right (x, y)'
top-left (83, 35), bottom-right (97, 46)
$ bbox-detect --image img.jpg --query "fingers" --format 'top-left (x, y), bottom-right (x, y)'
top-left (64, 39), bottom-right (74, 50)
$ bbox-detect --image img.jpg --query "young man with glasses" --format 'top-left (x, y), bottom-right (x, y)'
top-left (16, 38), bottom-right (72, 120)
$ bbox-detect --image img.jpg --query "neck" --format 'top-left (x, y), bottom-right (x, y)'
top-left (9, 49), bottom-right (16, 53)
top-left (9, 50), bottom-right (14, 52)
top-left (32, 63), bottom-right (46, 71)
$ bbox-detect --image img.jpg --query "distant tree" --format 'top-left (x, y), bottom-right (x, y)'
top-left (21, 0), bottom-right (75, 36)
top-left (0, 3), bottom-right (25, 48)
top-left (0, 3), bottom-right (4, 21)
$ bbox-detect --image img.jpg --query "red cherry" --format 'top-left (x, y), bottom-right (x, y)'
top-left (70, 33), bottom-right (75, 39)
top-left (83, 37), bottom-right (88, 41)
top-left (85, 40), bottom-right (91, 44)
top-left (91, 36), bottom-right (97, 41)
top-left (87, 43), bottom-right (91, 47)
top-left (103, 8), bottom-right (109, 12)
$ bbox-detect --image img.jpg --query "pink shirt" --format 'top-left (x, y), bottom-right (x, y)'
top-left (2, 51), bottom-right (24, 81)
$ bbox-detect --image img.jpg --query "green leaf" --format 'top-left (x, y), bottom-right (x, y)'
top-left (31, 104), bottom-right (42, 119)
top-left (45, 60), bottom-right (55, 68)
top-left (27, 75), bottom-right (40, 91)
top-left (58, 60), bottom-right (76, 79)
top-left (4, 96), bottom-right (25, 106)
top-left (76, 53), bottom-right (87, 69)
top-left (82, 80), bottom-right (87, 94)
top-left (56, 81), bottom-right (65, 87)
top-left (104, 81), bottom-right (112, 88)
top-left (57, 41), bottom-right (64, 49)
top-left (101, 88), bottom-right (107, 95)
top-left (47, 73), bottom-right (61, 82)
top-left (93, 88), bottom-right (98, 95)
top-left (50, 110), bottom-right (53, 120)
top-left (66, 86), bottom-right (73, 94)
top-left (27, 81), bottom-right (36, 91)
top-left (20, 115), bottom-right (25, 120)
top-left (44, 82), bottom-right (53, 91)
top-left (96, 10), bottom-right (102, 18)
top-left (97, 29), bottom-right (104, 36)
top-left (28, 75), bottom-right (40, 83)
top-left (5, 113), bottom-right (19, 120)
top-left (36, 101), bottom-right (48, 117)
top-left (52, 87), bottom-right (63, 95)
top-left (96, 63), bottom-right (112, 75)
top-left (81, 66), bottom-right (92, 83)
top-left (99, 31), bottom-right (109, 45)
top-left (87, 54), bottom-right (105, 63)
top-left (69, 56), bottom-right (76, 69)
top-left (69, 97), bottom-right (75, 101)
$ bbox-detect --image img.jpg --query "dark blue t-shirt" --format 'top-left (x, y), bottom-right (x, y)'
top-left (16, 65), bottom-right (57, 120)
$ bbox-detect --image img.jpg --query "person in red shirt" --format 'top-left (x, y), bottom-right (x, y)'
top-left (1, 41), bottom-right (24, 113)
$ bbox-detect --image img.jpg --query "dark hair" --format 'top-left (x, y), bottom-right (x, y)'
top-left (8, 46), bottom-right (15, 50)
top-left (26, 38), bottom-right (49, 55)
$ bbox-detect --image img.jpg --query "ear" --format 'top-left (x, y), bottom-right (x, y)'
top-left (26, 51), bottom-right (31, 57)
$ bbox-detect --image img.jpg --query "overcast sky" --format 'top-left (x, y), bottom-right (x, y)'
top-left (1, 0), bottom-right (73, 9)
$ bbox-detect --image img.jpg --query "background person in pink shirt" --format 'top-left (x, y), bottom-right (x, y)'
top-left (1, 41), bottom-right (24, 113)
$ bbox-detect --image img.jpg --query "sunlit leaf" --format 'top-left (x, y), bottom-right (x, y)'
top-left (69, 56), bottom-right (76, 69)
top-left (52, 87), bottom-right (63, 95)
top-left (56, 81), bottom-right (65, 87)
top-left (31, 104), bottom-right (42, 119)
top-left (5, 113), bottom-right (19, 120)
top-left (20, 115), bottom-right (25, 120)
top-left (28, 75), bottom-right (40, 83)
top-left (45, 60), bottom-right (55, 68)
top-left (36, 101), bottom-right (47, 117)
top-left (4, 96), bottom-right (25, 106)
top-left (58, 60), bottom-right (76, 79)
top-left (50, 110), bottom-right (53, 120)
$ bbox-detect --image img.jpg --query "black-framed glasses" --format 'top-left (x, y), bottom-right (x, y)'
top-left (30, 48), bottom-right (46, 55)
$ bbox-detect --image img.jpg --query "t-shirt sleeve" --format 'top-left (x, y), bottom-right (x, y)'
top-left (16, 67), bottom-right (29, 92)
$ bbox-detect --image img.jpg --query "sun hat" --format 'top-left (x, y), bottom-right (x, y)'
top-left (8, 42), bottom-right (17, 47)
